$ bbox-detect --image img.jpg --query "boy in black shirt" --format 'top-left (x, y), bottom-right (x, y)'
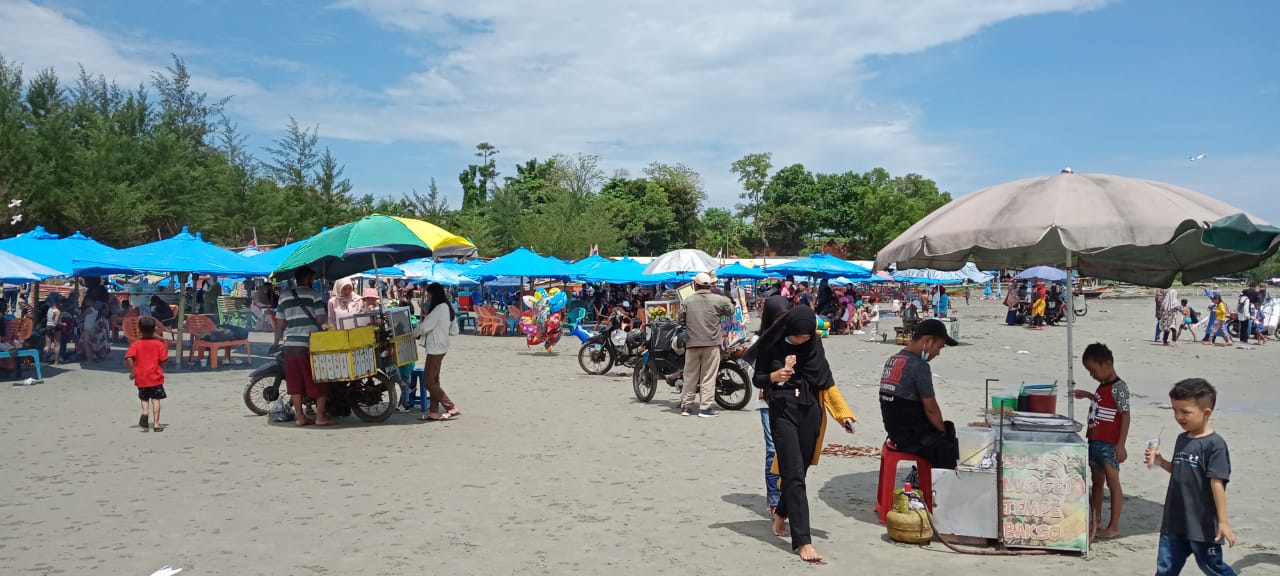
top-left (1146, 378), bottom-right (1236, 575)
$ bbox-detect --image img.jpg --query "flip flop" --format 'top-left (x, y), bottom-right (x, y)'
top-left (153, 426), bottom-right (164, 432)
top-left (419, 413), bottom-right (449, 421)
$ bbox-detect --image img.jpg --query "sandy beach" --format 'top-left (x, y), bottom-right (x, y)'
top-left (2, 296), bottom-right (1278, 575)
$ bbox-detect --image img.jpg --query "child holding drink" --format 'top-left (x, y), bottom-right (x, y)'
top-left (1146, 378), bottom-right (1236, 576)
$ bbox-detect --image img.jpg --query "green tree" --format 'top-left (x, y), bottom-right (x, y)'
top-left (460, 142), bottom-right (499, 210)
top-left (644, 161), bottom-right (705, 247)
top-left (731, 152), bottom-right (773, 254)
top-left (315, 147), bottom-right (352, 227)
top-left (597, 177), bottom-right (679, 255)
top-left (698, 207), bottom-right (750, 257)
top-left (403, 177), bottom-right (450, 224)
top-left (549, 152), bottom-right (605, 201)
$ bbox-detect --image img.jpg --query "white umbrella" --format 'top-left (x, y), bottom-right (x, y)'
top-left (0, 247), bottom-right (64, 282)
top-left (875, 169), bottom-right (1279, 420)
top-left (642, 248), bottom-right (720, 275)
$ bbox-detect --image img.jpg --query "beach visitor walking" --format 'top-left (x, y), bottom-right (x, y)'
top-left (1146, 378), bottom-right (1236, 576)
top-left (126, 317), bottom-right (169, 432)
top-left (745, 306), bottom-right (855, 564)
top-left (677, 272), bottom-right (733, 418)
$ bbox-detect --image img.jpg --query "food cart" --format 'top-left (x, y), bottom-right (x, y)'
top-left (931, 391), bottom-right (1089, 555)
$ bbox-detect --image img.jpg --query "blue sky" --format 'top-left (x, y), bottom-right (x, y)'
top-left (1, 0), bottom-right (1276, 222)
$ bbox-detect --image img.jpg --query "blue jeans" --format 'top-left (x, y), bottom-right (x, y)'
top-left (1156, 533), bottom-right (1236, 575)
top-left (762, 408), bottom-right (781, 508)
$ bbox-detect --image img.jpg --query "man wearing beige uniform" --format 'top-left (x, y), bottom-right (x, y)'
top-left (679, 272), bottom-right (734, 418)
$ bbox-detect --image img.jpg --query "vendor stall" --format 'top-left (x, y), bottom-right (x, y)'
top-left (932, 409), bottom-right (1088, 555)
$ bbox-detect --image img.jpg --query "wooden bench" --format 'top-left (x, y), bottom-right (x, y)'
top-left (184, 313), bottom-right (251, 369)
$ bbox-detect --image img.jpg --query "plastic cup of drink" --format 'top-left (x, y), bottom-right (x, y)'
top-left (1146, 437), bottom-right (1160, 469)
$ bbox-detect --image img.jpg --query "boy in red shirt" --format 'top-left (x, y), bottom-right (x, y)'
top-left (1072, 342), bottom-right (1131, 540)
top-left (126, 317), bottom-right (169, 432)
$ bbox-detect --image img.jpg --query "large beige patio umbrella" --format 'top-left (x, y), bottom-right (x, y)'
top-left (875, 168), bottom-right (1279, 419)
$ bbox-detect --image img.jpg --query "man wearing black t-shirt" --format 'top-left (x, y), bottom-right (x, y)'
top-left (879, 319), bottom-right (960, 469)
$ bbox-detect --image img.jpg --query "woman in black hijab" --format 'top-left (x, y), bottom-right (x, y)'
top-left (745, 306), bottom-right (856, 564)
top-left (755, 294), bottom-right (791, 533)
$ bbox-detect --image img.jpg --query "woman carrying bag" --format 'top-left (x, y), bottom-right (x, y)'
top-left (415, 282), bottom-right (461, 421)
top-left (743, 306), bottom-right (856, 564)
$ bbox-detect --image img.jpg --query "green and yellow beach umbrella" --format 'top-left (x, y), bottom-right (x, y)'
top-left (273, 214), bottom-right (477, 280)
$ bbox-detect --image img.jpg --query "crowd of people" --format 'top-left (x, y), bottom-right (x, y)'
top-left (1154, 284), bottom-right (1272, 347)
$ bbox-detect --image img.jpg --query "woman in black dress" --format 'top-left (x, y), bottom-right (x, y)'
top-left (744, 306), bottom-right (856, 564)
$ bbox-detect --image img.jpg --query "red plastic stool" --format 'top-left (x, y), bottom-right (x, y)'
top-left (875, 440), bottom-right (933, 524)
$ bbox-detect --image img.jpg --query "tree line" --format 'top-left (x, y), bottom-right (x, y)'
top-left (0, 54), bottom-right (953, 260)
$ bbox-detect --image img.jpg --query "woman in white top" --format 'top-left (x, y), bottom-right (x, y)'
top-left (417, 282), bottom-right (459, 421)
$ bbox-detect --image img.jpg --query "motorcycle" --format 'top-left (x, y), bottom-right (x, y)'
top-left (244, 339), bottom-right (400, 423)
top-left (630, 318), bottom-right (751, 411)
top-left (577, 310), bottom-right (646, 375)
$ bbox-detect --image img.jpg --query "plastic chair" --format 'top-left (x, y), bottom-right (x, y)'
top-left (111, 307), bottom-right (140, 340)
top-left (1, 318), bottom-right (37, 378)
top-left (563, 307), bottom-right (586, 331)
top-left (875, 440), bottom-right (933, 524)
top-left (122, 316), bottom-right (179, 363)
top-left (185, 313), bottom-right (251, 369)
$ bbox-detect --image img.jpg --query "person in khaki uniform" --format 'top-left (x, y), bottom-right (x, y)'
top-left (678, 272), bottom-right (734, 417)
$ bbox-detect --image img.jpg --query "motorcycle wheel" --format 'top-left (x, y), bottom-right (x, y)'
top-left (351, 371), bottom-right (398, 423)
top-left (244, 374), bottom-right (283, 416)
top-left (632, 362), bottom-right (657, 403)
top-left (714, 361), bottom-right (751, 411)
top-left (577, 342), bottom-right (615, 375)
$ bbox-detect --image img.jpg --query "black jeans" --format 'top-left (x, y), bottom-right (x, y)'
top-left (769, 394), bottom-right (822, 548)
top-left (896, 422), bottom-right (960, 470)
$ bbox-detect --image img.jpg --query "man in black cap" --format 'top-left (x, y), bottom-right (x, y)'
top-left (878, 318), bottom-right (960, 469)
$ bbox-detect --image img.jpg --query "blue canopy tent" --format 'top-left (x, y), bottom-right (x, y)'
top-left (715, 262), bottom-right (770, 280)
top-left (892, 275), bottom-right (961, 285)
top-left (471, 247), bottom-right (575, 281)
top-left (0, 225), bottom-right (119, 276)
top-left (398, 258), bottom-right (480, 287)
top-left (565, 254), bottom-right (611, 279)
top-left (244, 233), bottom-right (319, 277)
top-left (586, 257), bottom-right (683, 285)
top-left (893, 264), bottom-right (992, 284)
top-left (765, 254), bottom-right (872, 280)
top-left (0, 247), bottom-right (65, 283)
top-left (72, 227), bottom-right (262, 277)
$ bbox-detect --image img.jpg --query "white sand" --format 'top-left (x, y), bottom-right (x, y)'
top-left (2, 297), bottom-right (1279, 575)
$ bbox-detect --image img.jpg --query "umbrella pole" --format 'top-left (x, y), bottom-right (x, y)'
top-left (174, 273), bottom-right (185, 370)
top-left (1065, 249), bottom-right (1076, 421)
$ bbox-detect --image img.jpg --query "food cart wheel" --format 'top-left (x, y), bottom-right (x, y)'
top-left (351, 372), bottom-right (398, 423)
top-left (632, 362), bottom-right (657, 403)
top-left (244, 374), bottom-right (283, 416)
top-left (714, 361), bottom-right (751, 411)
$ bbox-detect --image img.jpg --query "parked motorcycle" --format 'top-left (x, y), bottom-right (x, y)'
top-left (630, 318), bottom-right (751, 410)
top-left (243, 343), bottom-right (399, 423)
top-left (577, 310), bottom-right (646, 375)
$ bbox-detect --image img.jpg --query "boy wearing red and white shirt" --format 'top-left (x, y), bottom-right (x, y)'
top-left (126, 317), bottom-right (169, 432)
top-left (1072, 342), bottom-right (1131, 541)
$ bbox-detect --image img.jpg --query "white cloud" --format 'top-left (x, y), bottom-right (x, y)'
top-left (314, 0), bottom-right (1112, 203)
top-left (4, 0), bottom-right (1123, 207)
top-left (0, 1), bottom-right (258, 107)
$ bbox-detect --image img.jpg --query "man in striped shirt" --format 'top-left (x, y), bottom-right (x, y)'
top-left (275, 266), bottom-right (333, 426)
